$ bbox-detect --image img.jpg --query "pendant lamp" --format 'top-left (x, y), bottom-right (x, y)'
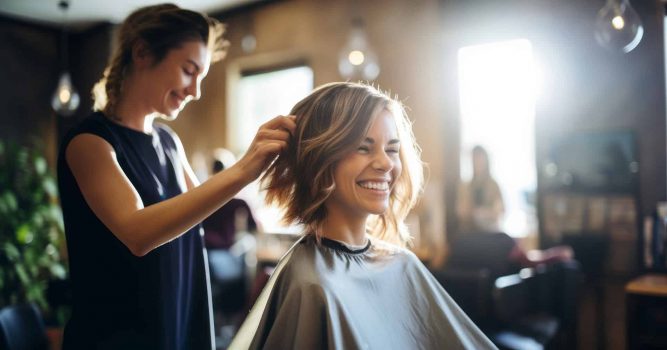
top-left (594, 0), bottom-right (644, 53)
top-left (51, 0), bottom-right (80, 116)
top-left (338, 17), bottom-right (380, 81)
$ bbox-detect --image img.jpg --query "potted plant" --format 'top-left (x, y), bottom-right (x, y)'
top-left (0, 139), bottom-right (68, 344)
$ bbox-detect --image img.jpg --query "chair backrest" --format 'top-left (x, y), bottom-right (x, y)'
top-left (493, 268), bottom-right (542, 322)
top-left (0, 304), bottom-right (48, 350)
top-left (560, 234), bottom-right (608, 280)
top-left (447, 232), bottom-right (519, 278)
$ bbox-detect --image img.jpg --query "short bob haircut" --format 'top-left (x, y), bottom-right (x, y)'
top-left (262, 82), bottom-right (423, 246)
top-left (92, 3), bottom-right (228, 117)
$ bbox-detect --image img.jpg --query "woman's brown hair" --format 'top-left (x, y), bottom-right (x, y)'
top-left (92, 3), bottom-right (228, 116)
top-left (261, 82), bottom-right (423, 246)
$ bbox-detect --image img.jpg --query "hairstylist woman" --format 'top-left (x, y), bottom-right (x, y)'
top-left (57, 4), bottom-right (294, 349)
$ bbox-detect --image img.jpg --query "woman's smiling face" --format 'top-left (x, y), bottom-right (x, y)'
top-left (143, 40), bottom-right (210, 120)
top-left (326, 109), bottom-right (402, 220)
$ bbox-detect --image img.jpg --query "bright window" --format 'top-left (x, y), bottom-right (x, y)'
top-left (230, 65), bottom-right (314, 153)
top-left (458, 39), bottom-right (540, 237)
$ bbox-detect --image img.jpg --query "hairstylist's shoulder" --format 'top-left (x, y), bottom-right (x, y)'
top-left (65, 132), bottom-right (117, 178)
top-left (63, 115), bottom-right (119, 170)
top-left (64, 129), bottom-right (127, 217)
top-left (60, 112), bottom-right (114, 149)
top-left (63, 113), bottom-right (127, 185)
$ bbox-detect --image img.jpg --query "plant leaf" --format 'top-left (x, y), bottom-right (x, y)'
top-left (4, 242), bottom-right (20, 261)
top-left (16, 224), bottom-right (32, 244)
top-left (34, 156), bottom-right (47, 176)
top-left (15, 263), bottom-right (29, 285)
top-left (49, 264), bottom-right (66, 279)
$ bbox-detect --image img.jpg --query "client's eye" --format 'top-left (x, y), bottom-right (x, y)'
top-left (357, 146), bottom-right (370, 154)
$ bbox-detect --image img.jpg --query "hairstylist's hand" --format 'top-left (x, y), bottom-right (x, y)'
top-left (235, 115), bottom-right (296, 181)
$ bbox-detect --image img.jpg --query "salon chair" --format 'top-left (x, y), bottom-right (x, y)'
top-left (434, 233), bottom-right (581, 350)
top-left (0, 303), bottom-right (49, 350)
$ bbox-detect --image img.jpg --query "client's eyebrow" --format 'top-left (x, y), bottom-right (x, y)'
top-left (363, 137), bottom-right (400, 145)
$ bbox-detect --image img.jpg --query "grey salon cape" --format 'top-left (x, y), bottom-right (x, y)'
top-left (230, 235), bottom-right (497, 350)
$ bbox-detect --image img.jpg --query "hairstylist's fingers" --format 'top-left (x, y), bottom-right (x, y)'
top-left (236, 116), bottom-right (295, 180)
top-left (256, 128), bottom-right (291, 143)
top-left (261, 115), bottom-right (296, 135)
top-left (235, 139), bottom-right (287, 180)
top-left (262, 141), bottom-right (288, 155)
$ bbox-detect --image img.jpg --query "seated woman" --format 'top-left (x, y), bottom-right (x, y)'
top-left (456, 145), bottom-right (572, 271)
top-left (456, 145), bottom-right (505, 234)
top-left (230, 82), bottom-right (496, 349)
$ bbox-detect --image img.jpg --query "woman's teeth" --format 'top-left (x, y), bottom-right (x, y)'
top-left (358, 181), bottom-right (389, 190)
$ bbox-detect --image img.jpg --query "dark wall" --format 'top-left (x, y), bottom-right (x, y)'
top-left (441, 0), bottom-right (666, 241)
top-left (0, 17), bottom-right (60, 163)
top-left (0, 16), bottom-right (112, 166)
top-left (57, 24), bottom-right (114, 142)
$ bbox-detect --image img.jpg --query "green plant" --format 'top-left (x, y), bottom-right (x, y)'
top-left (0, 139), bottom-right (67, 315)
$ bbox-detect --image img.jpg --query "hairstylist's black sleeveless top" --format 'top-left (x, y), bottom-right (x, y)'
top-left (57, 112), bottom-right (214, 350)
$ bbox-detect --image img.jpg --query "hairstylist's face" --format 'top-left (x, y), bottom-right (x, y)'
top-left (144, 40), bottom-right (210, 120)
top-left (327, 110), bottom-right (402, 219)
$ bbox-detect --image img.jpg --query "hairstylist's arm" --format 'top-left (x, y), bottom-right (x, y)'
top-left (67, 115), bottom-right (295, 257)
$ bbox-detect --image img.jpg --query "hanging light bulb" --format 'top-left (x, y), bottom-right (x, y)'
top-left (594, 0), bottom-right (644, 53)
top-left (52, 72), bottom-right (80, 116)
top-left (51, 0), bottom-right (80, 116)
top-left (338, 18), bottom-right (380, 81)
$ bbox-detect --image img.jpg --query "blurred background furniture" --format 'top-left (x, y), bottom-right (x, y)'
top-left (207, 233), bottom-right (256, 348)
top-left (626, 274), bottom-right (667, 350)
top-left (560, 233), bottom-right (609, 350)
top-left (0, 303), bottom-right (49, 350)
top-left (434, 233), bottom-right (581, 350)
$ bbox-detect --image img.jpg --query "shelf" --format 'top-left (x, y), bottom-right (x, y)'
top-left (626, 274), bottom-right (667, 297)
